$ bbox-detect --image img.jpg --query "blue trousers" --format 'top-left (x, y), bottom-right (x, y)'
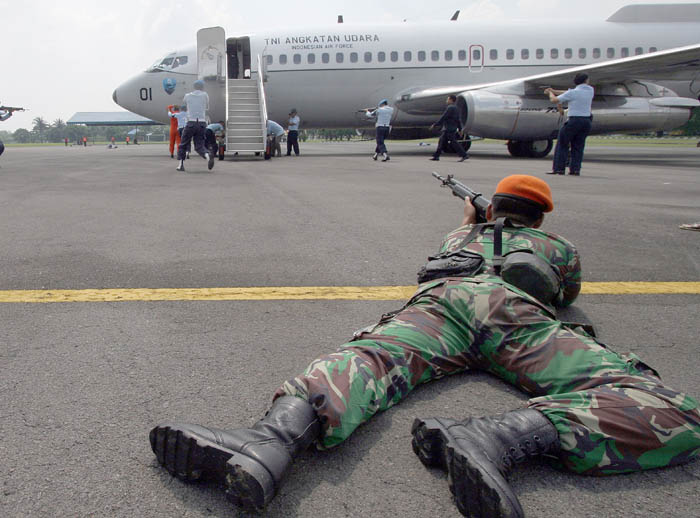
top-left (553, 116), bottom-right (592, 173)
top-left (178, 122), bottom-right (207, 160)
top-left (375, 126), bottom-right (390, 154)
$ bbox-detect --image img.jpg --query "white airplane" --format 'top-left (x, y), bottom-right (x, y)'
top-left (113, 3), bottom-right (700, 158)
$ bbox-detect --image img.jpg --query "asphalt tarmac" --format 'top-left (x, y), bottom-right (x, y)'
top-left (1, 140), bottom-right (698, 518)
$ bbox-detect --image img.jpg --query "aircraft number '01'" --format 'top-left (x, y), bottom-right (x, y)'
top-left (139, 87), bottom-right (153, 101)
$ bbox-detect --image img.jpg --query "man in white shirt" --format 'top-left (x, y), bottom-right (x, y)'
top-left (266, 120), bottom-right (285, 157)
top-left (286, 109), bottom-right (300, 156)
top-left (545, 73), bottom-right (594, 176)
top-left (366, 99), bottom-right (394, 162)
top-left (177, 80), bottom-right (214, 172)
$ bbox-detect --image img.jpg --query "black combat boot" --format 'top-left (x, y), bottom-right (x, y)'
top-left (411, 408), bottom-right (560, 518)
top-left (149, 396), bottom-right (320, 511)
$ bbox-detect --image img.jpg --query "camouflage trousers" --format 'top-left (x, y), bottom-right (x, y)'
top-left (274, 279), bottom-right (700, 475)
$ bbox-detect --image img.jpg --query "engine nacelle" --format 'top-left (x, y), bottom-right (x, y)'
top-left (456, 91), bottom-right (694, 140)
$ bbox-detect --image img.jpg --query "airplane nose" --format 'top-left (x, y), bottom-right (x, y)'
top-left (112, 89), bottom-right (118, 104)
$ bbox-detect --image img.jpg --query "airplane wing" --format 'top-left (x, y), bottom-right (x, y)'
top-left (396, 43), bottom-right (700, 114)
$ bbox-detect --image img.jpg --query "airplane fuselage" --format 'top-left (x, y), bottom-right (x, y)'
top-left (114, 18), bottom-right (700, 130)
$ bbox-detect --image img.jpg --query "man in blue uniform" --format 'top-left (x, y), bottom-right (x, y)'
top-left (546, 73), bottom-right (594, 176)
top-left (177, 80), bottom-right (214, 172)
top-left (366, 99), bottom-right (394, 162)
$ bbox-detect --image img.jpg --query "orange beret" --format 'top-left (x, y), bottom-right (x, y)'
top-left (494, 175), bottom-right (553, 213)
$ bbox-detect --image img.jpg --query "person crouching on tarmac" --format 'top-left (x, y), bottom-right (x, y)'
top-left (366, 98), bottom-right (394, 162)
top-left (176, 80), bottom-right (214, 172)
top-left (205, 121), bottom-right (224, 158)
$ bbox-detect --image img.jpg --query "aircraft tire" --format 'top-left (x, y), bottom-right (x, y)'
top-left (522, 139), bottom-right (553, 158)
top-left (507, 140), bottom-right (527, 157)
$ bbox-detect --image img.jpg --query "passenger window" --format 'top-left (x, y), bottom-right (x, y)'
top-left (536, 48), bottom-right (544, 59)
top-left (445, 50), bottom-right (453, 61)
top-left (489, 49), bottom-right (498, 60)
top-left (307, 54), bottom-right (315, 64)
top-left (350, 52), bottom-right (358, 63)
top-left (635, 47), bottom-right (644, 55)
top-left (649, 47), bottom-right (657, 52)
top-left (418, 51), bottom-right (426, 61)
top-left (564, 48), bottom-right (572, 59)
top-left (506, 49), bottom-right (514, 60)
top-left (593, 48), bottom-right (601, 58)
top-left (431, 50), bottom-right (439, 61)
top-left (579, 48), bottom-right (586, 58)
top-left (378, 51), bottom-right (386, 62)
top-left (336, 52), bottom-right (344, 63)
top-left (458, 49), bottom-right (467, 61)
top-left (265, 55), bottom-right (273, 65)
top-left (293, 54), bottom-right (301, 64)
top-left (404, 51), bottom-right (412, 61)
top-left (364, 52), bottom-right (372, 63)
top-left (607, 48), bottom-right (615, 58)
top-left (279, 54), bottom-right (287, 65)
top-left (322, 53), bottom-right (329, 64)
top-left (621, 47), bottom-right (629, 58)
top-left (473, 48), bottom-right (481, 60)
top-left (521, 49), bottom-right (529, 59)
top-left (550, 48), bottom-right (558, 59)
top-left (390, 51), bottom-right (399, 62)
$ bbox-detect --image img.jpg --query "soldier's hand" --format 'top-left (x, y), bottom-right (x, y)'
top-left (461, 199), bottom-right (477, 226)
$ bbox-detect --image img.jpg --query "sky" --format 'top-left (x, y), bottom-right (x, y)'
top-left (1, 0), bottom-right (697, 131)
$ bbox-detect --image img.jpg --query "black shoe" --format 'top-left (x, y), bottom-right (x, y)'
top-left (458, 155), bottom-right (469, 162)
top-left (150, 396), bottom-right (319, 512)
top-left (171, 153), bottom-right (174, 158)
top-left (546, 171), bottom-right (564, 175)
top-left (206, 152), bottom-right (215, 170)
top-left (412, 409), bottom-right (559, 518)
top-left (569, 171), bottom-right (580, 176)
top-left (382, 154), bottom-right (390, 162)
top-left (429, 157), bottom-right (440, 161)
top-left (176, 161), bottom-right (185, 172)
top-left (372, 153), bottom-right (378, 161)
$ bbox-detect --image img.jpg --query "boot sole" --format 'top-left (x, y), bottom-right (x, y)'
top-left (150, 425), bottom-right (233, 482)
top-left (149, 425), bottom-right (275, 512)
top-left (411, 418), bottom-right (523, 518)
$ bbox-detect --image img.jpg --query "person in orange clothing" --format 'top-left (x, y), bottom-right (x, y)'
top-left (167, 104), bottom-right (181, 158)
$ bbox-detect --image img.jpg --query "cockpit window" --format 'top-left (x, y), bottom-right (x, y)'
top-left (147, 54), bottom-right (190, 72)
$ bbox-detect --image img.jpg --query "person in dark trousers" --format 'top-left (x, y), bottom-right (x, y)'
top-left (177, 80), bottom-right (214, 172)
top-left (546, 73), bottom-right (594, 176)
top-left (286, 109), bottom-right (300, 156)
top-left (430, 95), bottom-right (469, 162)
top-left (366, 99), bottom-right (394, 162)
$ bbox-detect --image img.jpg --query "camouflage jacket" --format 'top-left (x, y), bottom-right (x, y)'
top-left (437, 223), bottom-right (581, 308)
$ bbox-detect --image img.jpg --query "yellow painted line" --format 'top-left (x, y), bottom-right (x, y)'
top-left (0, 282), bottom-right (698, 303)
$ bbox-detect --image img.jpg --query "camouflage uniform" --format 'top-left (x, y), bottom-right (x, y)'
top-left (275, 224), bottom-right (700, 474)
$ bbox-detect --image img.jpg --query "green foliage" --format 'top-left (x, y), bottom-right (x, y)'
top-left (678, 107), bottom-right (700, 136)
top-left (0, 130), bottom-right (14, 143)
top-left (13, 128), bottom-right (32, 143)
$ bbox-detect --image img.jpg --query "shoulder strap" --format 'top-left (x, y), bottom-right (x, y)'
top-left (493, 218), bottom-right (506, 275)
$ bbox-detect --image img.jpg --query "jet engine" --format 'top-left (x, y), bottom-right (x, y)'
top-left (455, 89), bottom-right (696, 157)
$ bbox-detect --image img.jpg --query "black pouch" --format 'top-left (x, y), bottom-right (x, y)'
top-left (417, 249), bottom-right (485, 284)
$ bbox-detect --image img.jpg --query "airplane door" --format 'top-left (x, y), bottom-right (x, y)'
top-left (469, 45), bottom-right (484, 72)
top-left (197, 27), bottom-right (226, 122)
top-left (227, 37), bottom-right (252, 79)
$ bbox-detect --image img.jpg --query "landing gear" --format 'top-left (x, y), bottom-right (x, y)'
top-left (507, 139), bottom-right (553, 158)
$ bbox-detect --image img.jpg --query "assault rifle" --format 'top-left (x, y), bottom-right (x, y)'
top-left (431, 172), bottom-right (489, 223)
top-left (0, 106), bottom-right (27, 113)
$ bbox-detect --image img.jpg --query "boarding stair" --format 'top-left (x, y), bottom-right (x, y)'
top-left (225, 70), bottom-right (267, 157)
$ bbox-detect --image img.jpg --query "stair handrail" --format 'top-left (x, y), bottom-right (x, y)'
top-left (256, 54), bottom-right (268, 153)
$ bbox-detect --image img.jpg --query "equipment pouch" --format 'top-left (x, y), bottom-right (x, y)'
top-left (501, 251), bottom-right (561, 305)
top-left (417, 249), bottom-right (485, 284)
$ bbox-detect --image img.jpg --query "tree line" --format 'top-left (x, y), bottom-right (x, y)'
top-left (2, 117), bottom-right (167, 144)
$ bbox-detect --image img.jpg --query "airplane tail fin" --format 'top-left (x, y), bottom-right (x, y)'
top-left (607, 3), bottom-right (700, 22)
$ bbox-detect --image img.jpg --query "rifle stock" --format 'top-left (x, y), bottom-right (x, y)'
top-left (432, 172), bottom-right (490, 223)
